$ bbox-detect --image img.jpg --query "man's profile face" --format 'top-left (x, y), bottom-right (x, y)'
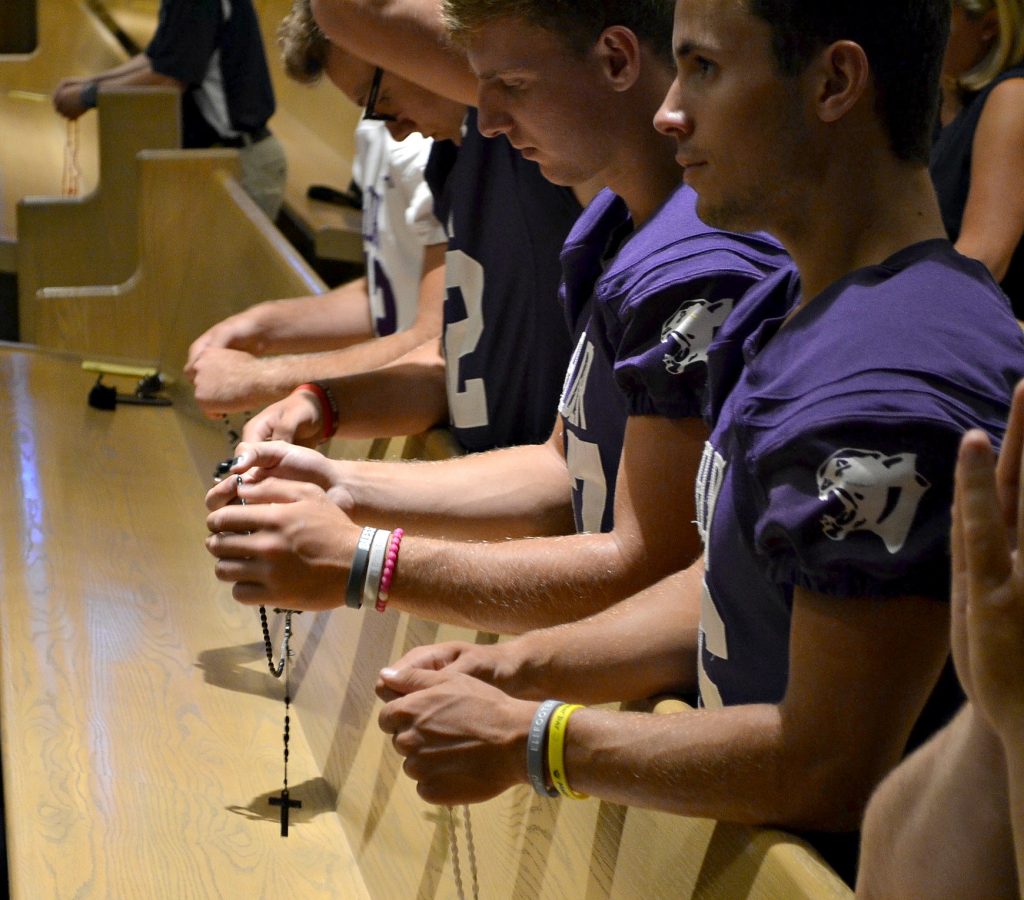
top-left (465, 17), bottom-right (618, 186)
top-left (654, 0), bottom-right (814, 234)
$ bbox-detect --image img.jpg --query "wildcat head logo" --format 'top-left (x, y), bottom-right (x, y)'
top-left (817, 449), bottom-right (930, 554)
top-left (662, 298), bottom-right (733, 374)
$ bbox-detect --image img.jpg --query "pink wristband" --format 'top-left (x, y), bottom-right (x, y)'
top-left (375, 527), bottom-right (404, 612)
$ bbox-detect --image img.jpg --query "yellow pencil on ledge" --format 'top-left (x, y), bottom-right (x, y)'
top-left (7, 90), bottom-right (49, 102)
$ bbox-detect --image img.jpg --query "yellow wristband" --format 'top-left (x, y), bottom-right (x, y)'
top-left (547, 703), bottom-right (588, 800)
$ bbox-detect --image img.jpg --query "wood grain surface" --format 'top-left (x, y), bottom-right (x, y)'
top-left (0, 343), bottom-right (369, 898)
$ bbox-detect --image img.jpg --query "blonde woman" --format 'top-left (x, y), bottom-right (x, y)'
top-left (931, 0), bottom-right (1024, 316)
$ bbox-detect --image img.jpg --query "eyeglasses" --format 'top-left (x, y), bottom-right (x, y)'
top-left (363, 67), bottom-right (396, 122)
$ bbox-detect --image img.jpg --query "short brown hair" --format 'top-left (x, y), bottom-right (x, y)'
top-left (442, 0), bottom-right (674, 64)
top-left (277, 0), bottom-right (331, 85)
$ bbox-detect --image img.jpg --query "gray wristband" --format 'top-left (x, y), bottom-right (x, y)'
top-left (362, 527), bottom-right (392, 610)
top-left (80, 81), bottom-right (99, 109)
top-left (345, 526), bottom-right (376, 609)
top-left (527, 700), bottom-right (562, 798)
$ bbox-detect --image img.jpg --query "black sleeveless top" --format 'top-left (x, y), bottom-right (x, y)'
top-left (930, 65), bottom-right (1024, 317)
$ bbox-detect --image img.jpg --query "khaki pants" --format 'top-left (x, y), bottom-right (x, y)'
top-left (238, 134), bottom-right (287, 220)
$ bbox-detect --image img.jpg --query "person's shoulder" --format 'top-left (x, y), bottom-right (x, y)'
top-left (731, 243), bottom-right (1022, 430)
top-left (977, 73), bottom-right (1024, 131)
top-left (870, 239), bottom-right (1014, 325)
top-left (562, 188), bottom-right (627, 250)
top-left (603, 187), bottom-right (788, 297)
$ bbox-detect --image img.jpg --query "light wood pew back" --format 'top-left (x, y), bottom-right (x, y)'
top-left (0, 342), bottom-right (371, 899)
top-left (31, 148), bottom-right (324, 373)
top-left (0, 0), bottom-right (128, 269)
top-left (16, 87), bottom-right (181, 341)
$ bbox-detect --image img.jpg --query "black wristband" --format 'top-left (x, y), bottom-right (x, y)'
top-left (80, 81), bottom-right (99, 110)
top-left (345, 527), bottom-right (376, 609)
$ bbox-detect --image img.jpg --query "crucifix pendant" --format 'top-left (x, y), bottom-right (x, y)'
top-left (269, 789), bottom-right (302, 836)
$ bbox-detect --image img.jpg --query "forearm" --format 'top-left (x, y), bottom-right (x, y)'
top-left (88, 54), bottom-right (152, 82)
top-left (100, 55), bottom-right (183, 90)
top-left (337, 441), bottom-right (574, 540)
top-left (234, 331), bottom-right (443, 414)
top-left (310, 0), bottom-right (476, 105)
top-left (252, 281), bottom-right (373, 355)
top-left (329, 358), bottom-right (449, 439)
top-left (495, 565), bottom-right (702, 703)
top-left (389, 529), bottom-right (689, 634)
top-left (857, 705), bottom-right (1017, 899)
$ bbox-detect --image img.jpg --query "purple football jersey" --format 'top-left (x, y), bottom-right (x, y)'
top-left (557, 186), bottom-right (788, 532)
top-left (425, 110), bottom-right (580, 452)
top-left (698, 239), bottom-right (1024, 710)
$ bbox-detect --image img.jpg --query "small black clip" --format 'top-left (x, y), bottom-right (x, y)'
top-left (87, 373), bottom-right (172, 410)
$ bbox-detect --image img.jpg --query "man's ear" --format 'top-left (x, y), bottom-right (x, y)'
top-left (594, 25), bottom-right (643, 92)
top-left (814, 39), bottom-right (871, 124)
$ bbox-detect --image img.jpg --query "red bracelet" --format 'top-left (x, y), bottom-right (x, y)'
top-left (375, 528), bottom-right (404, 612)
top-left (294, 382), bottom-right (338, 442)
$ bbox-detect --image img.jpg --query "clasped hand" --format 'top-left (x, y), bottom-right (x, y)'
top-left (204, 441), bottom-right (358, 609)
top-left (376, 664), bottom-right (537, 805)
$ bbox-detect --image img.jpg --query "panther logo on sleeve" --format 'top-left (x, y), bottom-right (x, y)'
top-left (816, 449), bottom-right (931, 554)
top-left (661, 298), bottom-right (734, 374)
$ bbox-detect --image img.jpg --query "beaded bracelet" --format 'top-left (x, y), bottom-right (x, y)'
top-left (345, 526), bottom-right (376, 609)
top-left (294, 381), bottom-right (339, 442)
top-left (547, 703), bottom-right (588, 800)
top-left (527, 700), bottom-right (562, 798)
top-left (375, 527), bottom-right (404, 612)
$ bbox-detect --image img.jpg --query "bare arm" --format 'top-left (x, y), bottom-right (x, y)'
top-left (54, 54), bottom-right (183, 119)
top-left (209, 416), bottom-right (706, 633)
top-left (186, 278), bottom-right (373, 365)
top-left (189, 244), bottom-right (446, 417)
top-left (390, 562), bottom-right (704, 704)
top-left (311, 0), bottom-right (477, 105)
top-left (857, 705), bottom-right (1017, 899)
top-left (857, 396), bottom-right (1024, 899)
top-left (385, 416), bottom-right (706, 630)
top-left (955, 79), bottom-right (1024, 284)
top-left (333, 422), bottom-right (575, 540)
top-left (379, 584), bottom-right (950, 828)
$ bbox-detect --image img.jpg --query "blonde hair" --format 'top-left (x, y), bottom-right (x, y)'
top-left (277, 0), bottom-right (331, 85)
top-left (956, 0), bottom-right (1024, 91)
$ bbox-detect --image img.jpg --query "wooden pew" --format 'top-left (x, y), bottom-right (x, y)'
top-left (16, 87), bottom-right (181, 344)
top-left (0, 342), bottom-right (372, 898)
top-left (30, 148), bottom-right (325, 374)
top-left (93, 0), bottom-right (365, 263)
top-left (0, 335), bottom-right (853, 897)
top-left (0, 343), bottom-right (852, 897)
top-left (0, 0), bottom-right (128, 271)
